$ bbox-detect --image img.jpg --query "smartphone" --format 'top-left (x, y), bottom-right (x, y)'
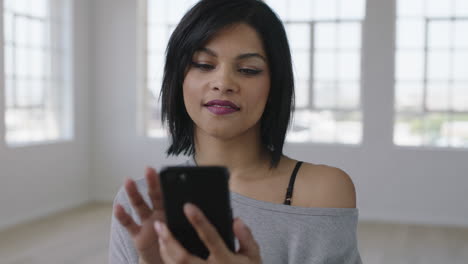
top-left (159, 166), bottom-right (235, 259)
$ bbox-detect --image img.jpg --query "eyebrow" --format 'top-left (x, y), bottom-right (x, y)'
top-left (196, 47), bottom-right (267, 62)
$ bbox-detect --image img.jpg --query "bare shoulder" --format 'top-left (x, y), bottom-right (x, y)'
top-left (293, 161), bottom-right (357, 208)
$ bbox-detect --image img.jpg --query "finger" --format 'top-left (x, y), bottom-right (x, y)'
top-left (154, 221), bottom-right (203, 264)
top-left (233, 218), bottom-right (261, 260)
top-left (145, 167), bottom-right (164, 211)
top-left (184, 203), bottom-right (229, 257)
top-left (125, 178), bottom-right (152, 220)
top-left (114, 204), bottom-right (140, 236)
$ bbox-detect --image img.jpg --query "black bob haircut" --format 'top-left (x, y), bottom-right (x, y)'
top-left (160, 0), bottom-right (295, 168)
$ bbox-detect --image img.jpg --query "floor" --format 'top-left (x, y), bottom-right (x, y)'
top-left (1, 203), bottom-right (467, 264)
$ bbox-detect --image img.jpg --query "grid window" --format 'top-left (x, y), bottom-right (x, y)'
top-left (3, 0), bottom-right (72, 146)
top-left (143, 0), bottom-right (365, 144)
top-left (395, 0), bottom-right (468, 148)
top-left (143, 0), bottom-right (198, 137)
top-left (269, 0), bottom-right (365, 144)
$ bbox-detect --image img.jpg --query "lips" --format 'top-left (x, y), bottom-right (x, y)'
top-left (204, 100), bottom-right (240, 115)
top-left (204, 100), bottom-right (239, 109)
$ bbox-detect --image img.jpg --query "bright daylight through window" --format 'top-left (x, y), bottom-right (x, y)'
top-left (3, 0), bottom-right (72, 146)
top-left (395, 0), bottom-right (468, 148)
top-left (143, 0), bottom-right (365, 144)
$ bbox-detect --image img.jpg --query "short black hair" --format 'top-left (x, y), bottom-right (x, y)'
top-left (160, 0), bottom-right (294, 167)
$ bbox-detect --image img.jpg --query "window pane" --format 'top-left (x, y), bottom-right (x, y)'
top-left (314, 0), bottom-right (338, 20)
top-left (395, 81), bottom-right (423, 111)
top-left (16, 47), bottom-right (31, 78)
top-left (338, 52), bottom-right (360, 80)
top-left (265, 0), bottom-right (288, 20)
top-left (4, 12), bottom-right (13, 43)
top-left (292, 51), bottom-right (310, 79)
top-left (148, 0), bottom-right (167, 24)
top-left (454, 20), bottom-right (468, 48)
top-left (30, 49), bottom-right (46, 78)
top-left (30, 19), bottom-right (46, 48)
top-left (426, 82), bottom-right (450, 110)
top-left (397, 0), bottom-right (424, 17)
top-left (394, 114), bottom-right (423, 146)
top-left (315, 81), bottom-right (337, 108)
top-left (337, 82), bottom-right (359, 108)
top-left (4, 45), bottom-right (14, 76)
top-left (168, 0), bottom-right (191, 24)
top-left (5, 78), bottom-right (14, 107)
top-left (16, 16), bottom-right (30, 46)
top-left (147, 53), bottom-right (164, 81)
top-left (396, 50), bottom-right (424, 80)
top-left (314, 52), bottom-right (336, 80)
top-left (289, 0), bottom-right (313, 21)
top-left (9, 0), bottom-right (30, 14)
top-left (422, 113), bottom-right (450, 147)
top-left (449, 113), bottom-right (468, 147)
top-left (287, 24), bottom-right (310, 50)
top-left (295, 79), bottom-right (310, 108)
top-left (397, 19), bottom-right (425, 49)
top-left (455, 0), bottom-right (468, 16)
top-left (30, 81), bottom-right (45, 106)
top-left (427, 50), bottom-right (451, 80)
top-left (338, 23), bottom-right (361, 49)
top-left (335, 111), bottom-right (362, 144)
top-left (452, 83), bottom-right (468, 111)
top-left (428, 21), bottom-right (451, 49)
top-left (148, 26), bottom-right (167, 52)
top-left (339, 0), bottom-right (365, 19)
top-left (426, 0), bottom-right (452, 18)
top-left (453, 51), bottom-right (468, 80)
top-left (315, 23), bottom-right (336, 49)
top-left (309, 110), bottom-right (337, 143)
top-left (30, 0), bottom-right (48, 18)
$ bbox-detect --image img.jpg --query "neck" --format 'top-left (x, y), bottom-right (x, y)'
top-left (193, 127), bottom-right (272, 181)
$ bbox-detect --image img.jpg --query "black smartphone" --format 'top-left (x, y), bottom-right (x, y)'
top-left (159, 166), bottom-right (235, 259)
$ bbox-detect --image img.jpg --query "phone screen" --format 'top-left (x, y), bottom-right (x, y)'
top-left (159, 166), bottom-right (235, 259)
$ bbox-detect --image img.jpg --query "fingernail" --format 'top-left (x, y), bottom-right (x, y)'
top-left (154, 221), bottom-right (162, 234)
top-left (154, 221), bottom-right (167, 238)
top-left (184, 203), bottom-right (197, 214)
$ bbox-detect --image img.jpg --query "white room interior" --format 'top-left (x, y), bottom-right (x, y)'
top-left (1, 0), bottom-right (467, 241)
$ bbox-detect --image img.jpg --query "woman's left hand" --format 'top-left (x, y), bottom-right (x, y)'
top-left (154, 203), bottom-right (262, 264)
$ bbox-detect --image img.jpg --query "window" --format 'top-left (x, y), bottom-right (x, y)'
top-left (143, 0), bottom-right (365, 144)
top-left (3, 0), bottom-right (72, 146)
top-left (142, 0), bottom-right (198, 137)
top-left (395, 0), bottom-right (468, 148)
top-left (266, 0), bottom-right (365, 144)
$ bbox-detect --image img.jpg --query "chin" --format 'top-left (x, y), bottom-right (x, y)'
top-left (204, 126), bottom-right (240, 140)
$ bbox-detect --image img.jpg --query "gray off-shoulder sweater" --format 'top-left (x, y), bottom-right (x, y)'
top-left (109, 162), bottom-right (362, 264)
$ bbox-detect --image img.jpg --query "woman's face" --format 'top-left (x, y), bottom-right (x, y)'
top-left (183, 23), bottom-right (270, 141)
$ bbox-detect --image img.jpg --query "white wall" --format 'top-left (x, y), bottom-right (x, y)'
top-left (90, 0), bottom-right (187, 202)
top-left (91, 0), bottom-right (468, 228)
top-left (0, 0), bottom-right (92, 230)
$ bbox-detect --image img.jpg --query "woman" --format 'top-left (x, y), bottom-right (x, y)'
top-left (109, 0), bottom-right (361, 263)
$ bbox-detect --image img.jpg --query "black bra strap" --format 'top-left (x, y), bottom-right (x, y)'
top-left (284, 161), bottom-right (303, 205)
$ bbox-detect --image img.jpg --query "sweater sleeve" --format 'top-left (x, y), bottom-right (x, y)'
top-left (108, 187), bottom-right (139, 264)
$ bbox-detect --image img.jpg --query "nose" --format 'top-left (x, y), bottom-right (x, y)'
top-left (210, 66), bottom-right (239, 93)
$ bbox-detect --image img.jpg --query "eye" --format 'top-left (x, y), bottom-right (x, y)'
top-left (239, 68), bottom-right (263, 76)
top-left (239, 68), bottom-right (262, 75)
top-left (191, 62), bottom-right (215, 71)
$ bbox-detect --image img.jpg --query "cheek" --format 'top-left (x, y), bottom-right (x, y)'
top-left (182, 73), bottom-right (201, 109)
top-left (250, 79), bottom-right (270, 111)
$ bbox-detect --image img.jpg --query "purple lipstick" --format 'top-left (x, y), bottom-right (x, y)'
top-left (204, 100), bottom-right (240, 115)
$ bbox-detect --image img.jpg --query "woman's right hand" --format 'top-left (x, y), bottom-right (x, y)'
top-left (114, 167), bottom-right (165, 264)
